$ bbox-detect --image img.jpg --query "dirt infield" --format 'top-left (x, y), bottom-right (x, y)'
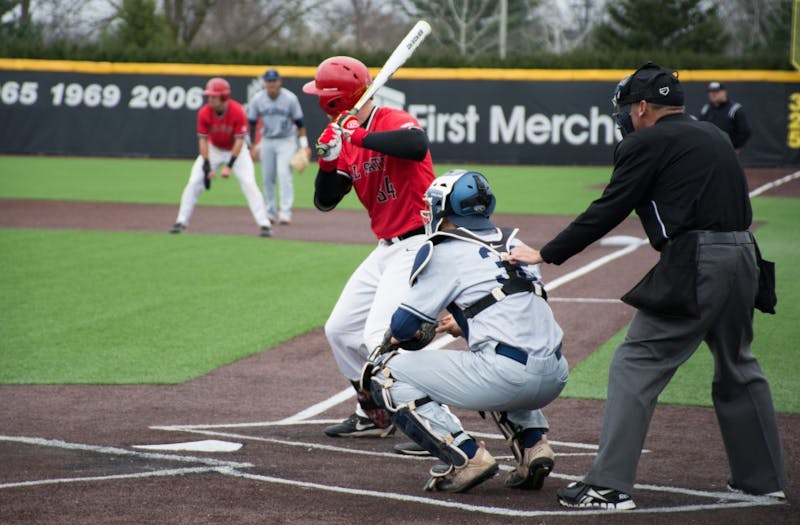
top-left (0, 168), bottom-right (797, 524)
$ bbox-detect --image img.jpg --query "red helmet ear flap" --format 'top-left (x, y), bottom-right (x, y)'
top-left (302, 56), bottom-right (372, 116)
top-left (203, 77), bottom-right (231, 101)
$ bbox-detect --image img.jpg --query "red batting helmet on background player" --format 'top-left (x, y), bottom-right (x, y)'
top-left (302, 56), bottom-right (372, 116)
top-left (203, 77), bottom-right (231, 101)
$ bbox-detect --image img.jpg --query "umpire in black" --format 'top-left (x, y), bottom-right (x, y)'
top-left (699, 81), bottom-right (751, 154)
top-left (509, 62), bottom-right (786, 510)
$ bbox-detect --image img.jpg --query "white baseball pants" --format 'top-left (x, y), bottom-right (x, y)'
top-left (176, 144), bottom-right (270, 227)
top-left (325, 235), bottom-right (425, 381)
top-left (258, 135), bottom-right (297, 220)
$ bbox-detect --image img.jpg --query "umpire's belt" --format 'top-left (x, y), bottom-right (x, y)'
top-left (495, 343), bottom-right (562, 365)
top-left (692, 230), bottom-right (752, 245)
top-left (385, 226), bottom-right (426, 244)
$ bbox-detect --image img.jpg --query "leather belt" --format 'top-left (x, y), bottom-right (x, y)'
top-left (495, 343), bottom-right (562, 365)
top-left (385, 226), bottom-right (426, 244)
top-left (692, 231), bottom-right (752, 245)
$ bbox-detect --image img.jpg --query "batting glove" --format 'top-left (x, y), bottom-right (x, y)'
top-left (316, 124), bottom-right (342, 163)
top-left (336, 112), bottom-right (367, 147)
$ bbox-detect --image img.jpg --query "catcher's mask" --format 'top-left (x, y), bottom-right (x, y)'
top-left (612, 62), bottom-right (684, 137)
top-left (421, 170), bottom-right (496, 236)
top-left (302, 56), bottom-right (372, 117)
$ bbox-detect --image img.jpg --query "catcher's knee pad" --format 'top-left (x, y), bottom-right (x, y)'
top-left (490, 411), bottom-right (524, 463)
top-left (351, 380), bottom-right (392, 430)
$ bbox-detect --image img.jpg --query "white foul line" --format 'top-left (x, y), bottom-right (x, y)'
top-left (748, 170), bottom-right (800, 198)
top-left (216, 467), bottom-right (783, 517)
top-left (546, 238), bottom-right (648, 291)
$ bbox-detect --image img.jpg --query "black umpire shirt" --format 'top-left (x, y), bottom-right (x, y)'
top-left (540, 113), bottom-right (752, 265)
top-left (699, 99), bottom-right (751, 150)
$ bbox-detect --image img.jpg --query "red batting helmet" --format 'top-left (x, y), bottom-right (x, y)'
top-left (302, 56), bottom-right (372, 116)
top-left (203, 77), bottom-right (230, 101)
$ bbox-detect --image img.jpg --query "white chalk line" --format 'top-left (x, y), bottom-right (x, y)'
top-left (149, 425), bottom-right (609, 462)
top-left (0, 467), bottom-right (223, 489)
top-left (546, 238), bottom-right (649, 291)
top-left (0, 435), bottom-right (253, 469)
top-left (152, 419), bottom-right (614, 452)
top-left (2, 433), bottom-right (777, 517)
top-left (215, 467), bottom-right (782, 517)
top-left (748, 170), bottom-right (800, 198)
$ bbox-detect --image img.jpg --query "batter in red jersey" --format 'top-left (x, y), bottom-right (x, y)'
top-left (170, 77), bottom-right (271, 237)
top-left (303, 56), bottom-right (435, 437)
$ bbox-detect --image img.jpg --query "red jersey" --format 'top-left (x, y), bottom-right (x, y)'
top-left (336, 107), bottom-right (435, 239)
top-left (197, 100), bottom-right (249, 150)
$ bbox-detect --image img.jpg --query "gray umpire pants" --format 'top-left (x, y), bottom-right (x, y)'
top-left (584, 232), bottom-right (786, 495)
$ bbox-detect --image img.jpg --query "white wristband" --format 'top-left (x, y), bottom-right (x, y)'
top-left (299, 136), bottom-right (309, 149)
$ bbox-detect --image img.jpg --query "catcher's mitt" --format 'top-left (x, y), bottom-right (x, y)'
top-left (396, 322), bottom-right (436, 350)
top-left (289, 147), bottom-right (310, 173)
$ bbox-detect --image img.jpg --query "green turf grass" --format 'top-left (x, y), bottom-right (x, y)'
top-left (0, 228), bottom-right (371, 383)
top-left (1, 156), bottom-right (796, 413)
top-left (0, 155), bottom-right (609, 215)
top-left (561, 197), bottom-right (800, 413)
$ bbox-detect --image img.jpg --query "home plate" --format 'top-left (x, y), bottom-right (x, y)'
top-left (600, 235), bottom-right (645, 247)
top-left (132, 440), bottom-right (243, 452)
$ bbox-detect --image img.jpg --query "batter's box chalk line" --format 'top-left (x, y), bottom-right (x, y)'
top-left (0, 434), bottom-right (781, 517)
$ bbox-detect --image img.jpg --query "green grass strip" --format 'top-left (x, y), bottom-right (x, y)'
top-left (0, 228), bottom-right (371, 384)
top-left (0, 155), bottom-right (610, 215)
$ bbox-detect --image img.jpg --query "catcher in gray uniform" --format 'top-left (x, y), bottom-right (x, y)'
top-left (362, 169), bottom-right (569, 493)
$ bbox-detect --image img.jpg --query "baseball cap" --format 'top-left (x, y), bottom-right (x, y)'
top-left (263, 68), bottom-right (280, 81)
top-left (707, 81), bottom-right (725, 91)
top-left (616, 62), bottom-right (684, 107)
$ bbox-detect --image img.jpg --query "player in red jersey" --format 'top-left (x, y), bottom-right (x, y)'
top-left (170, 77), bottom-right (272, 237)
top-left (303, 56), bottom-right (436, 437)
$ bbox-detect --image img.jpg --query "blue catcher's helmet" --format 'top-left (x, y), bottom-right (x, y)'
top-left (421, 169), bottom-right (496, 236)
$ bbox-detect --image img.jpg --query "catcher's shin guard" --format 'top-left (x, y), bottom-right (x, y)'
top-left (489, 411), bottom-right (524, 463)
top-left (370, 377), bottom-right (468, 469)
top-left (394, 404), bottom-right (469, 469)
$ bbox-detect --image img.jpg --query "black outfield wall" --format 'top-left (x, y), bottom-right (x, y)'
top-left (1, 60), bottom-right (798, 166)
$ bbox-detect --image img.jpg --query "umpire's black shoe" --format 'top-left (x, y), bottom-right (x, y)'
top-left (324, 413), bottom-right (393, 438)
top-left (259, 225), bottom-right (272, 238)
top-left (169, 222), bottom-right (186, 234)
top-left (393, 441), bottom-right (431, 456)
top-left (557, 481), bottom-right (636, 510)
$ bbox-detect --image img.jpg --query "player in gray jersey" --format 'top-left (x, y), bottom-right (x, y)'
top-left (362, 169), bottom-right (568, 494)
top-left (247, 68), bottom-right (309, 224)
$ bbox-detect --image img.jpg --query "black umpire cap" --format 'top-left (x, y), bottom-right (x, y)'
top-left (616, 62), bottom-right (685, 107)
top-left (707, 81), bottom-right (725, 91)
